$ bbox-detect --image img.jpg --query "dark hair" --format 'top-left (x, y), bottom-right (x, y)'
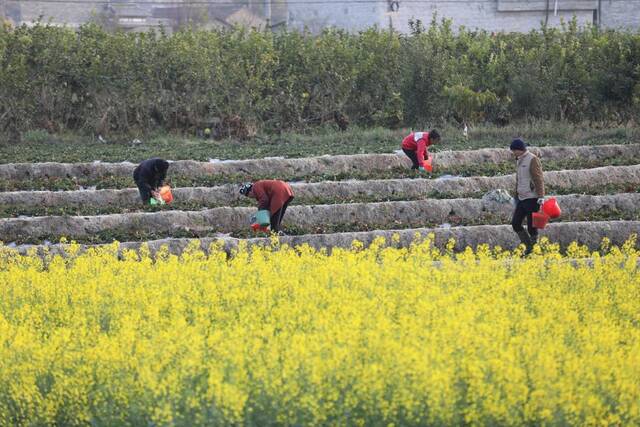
top-left (239, 182), bottom-right (253, 196)
top-left (429, 129), bottom-right (440, 141)
top-left (510, 138), bottom-right (527, 151)
top-left (153, 158), bottom-right (170, 173)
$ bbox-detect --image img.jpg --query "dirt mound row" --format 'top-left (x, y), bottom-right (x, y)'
top-left (9, 221), bottom-right (640, 257)
top-left (2, 193), bottom-right (638, 243)
top-left (0, 144), bottom-right (637, 182)
top-left (1, 164), bottom-right (638, 214)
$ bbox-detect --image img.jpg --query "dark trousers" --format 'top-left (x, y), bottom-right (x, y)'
top-left (135, 180), bottom-right (153, 204)
top-left (270, 197), bottom-right (293, 232)
top-left (512, 198), bottom-right (541, 236)
top-left (402, 148), bottom-right (420, 169)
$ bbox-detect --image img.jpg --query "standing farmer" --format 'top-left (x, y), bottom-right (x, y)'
top-left (240, 180), bottom-right (294, 233)
top-left (510, 139), bottom-right (545, 255)
top-left (401, 130), bottom-right (440, 171)
top-left (133, 158), bottom-right (170, 205)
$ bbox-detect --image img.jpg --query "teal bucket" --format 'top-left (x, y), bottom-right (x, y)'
top-left (255, 210), bottom-right (271, 226)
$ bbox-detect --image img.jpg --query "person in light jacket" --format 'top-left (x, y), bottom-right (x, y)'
top-left (240, 180), bottom-right (294, 233)
top-left (510, 138), bottom-right (545, 255)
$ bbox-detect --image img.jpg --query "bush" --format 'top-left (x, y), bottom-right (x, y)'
top-left (1, 19), bottom-right (639, 137)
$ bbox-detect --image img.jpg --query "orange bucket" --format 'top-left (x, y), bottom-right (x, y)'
top-left (423, 154), bottom-right (433, 172)
top-left (532, 211), bottom-right (549, 229)
top-left (159, 185), bottom-right (173, 204)
top-left (542, 197), bottom-right (561, 219)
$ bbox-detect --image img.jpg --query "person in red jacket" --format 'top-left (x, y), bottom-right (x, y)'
top-left (401, 129), bottom-right (440, 171)
top-left (240, 180), bottom-right (294, 233)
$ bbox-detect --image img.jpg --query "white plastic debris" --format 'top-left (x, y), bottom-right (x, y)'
top-left (482, 189), bottom-right (513, 204)
top-left (208, 158), bottom-right (241, 164)
top-left (435, 174), bottom-right (462, 181)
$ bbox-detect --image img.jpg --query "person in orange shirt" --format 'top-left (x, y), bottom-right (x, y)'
top-left (401, 130), bottom-right (440, 171)
top-left (240, 180), bottom-right (295, 233)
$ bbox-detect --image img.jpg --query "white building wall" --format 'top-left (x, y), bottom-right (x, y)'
top-left (599, 0), bottom-right (640, 30)
top-left (287, 2), bottom-right (384, 33)
top-left (288, 0), bottom-right (639, 33)
top-left (388, 1), bottom-right (594, 33)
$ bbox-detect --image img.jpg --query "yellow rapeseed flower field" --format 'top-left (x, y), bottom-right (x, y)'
top-left (0, 236), bottom-right (639, 426)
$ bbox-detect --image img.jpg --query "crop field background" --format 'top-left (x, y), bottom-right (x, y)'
top-left (1, 19), bottom-right (640, 427)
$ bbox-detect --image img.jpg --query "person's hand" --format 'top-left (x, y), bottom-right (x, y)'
top-left (151, 189), bottom-right (160, 199)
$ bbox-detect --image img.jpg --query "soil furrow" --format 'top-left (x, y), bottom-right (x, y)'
top-left (2, 193), bottom-right (639, 244)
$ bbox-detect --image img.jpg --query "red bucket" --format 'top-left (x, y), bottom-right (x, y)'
top-left (159, 185), bottom-right (173, 204)
top-left (423, 154), bottom-right (433, 172)
top-left (542, 197), bottom-right (561, 219)
top-left (532, 211), bottom-right (550, 229)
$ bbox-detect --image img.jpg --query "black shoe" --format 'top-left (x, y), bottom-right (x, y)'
top-left (517, 231), bottom-right (532, 255)
top-left (527, 235), bottom-right (538, 255)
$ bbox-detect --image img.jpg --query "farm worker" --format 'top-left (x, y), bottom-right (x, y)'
top-left (401, 129), bottom-right (440, 171)
top-left (510, 138), bottom-right (545, 255)
top-left (133, 158), bottom-right (170, 205)
top-left (240, 180), bottom-right (294, 233)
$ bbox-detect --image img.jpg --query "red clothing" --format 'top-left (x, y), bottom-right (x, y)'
top-left (401, 132), bottom-right (433, 168)
top-left (250, 180), bottom-right (294, 215)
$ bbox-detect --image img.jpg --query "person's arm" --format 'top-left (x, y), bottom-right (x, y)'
top-left (252, 185), bottom-right (270, 210)
top-left (137, 168), bottom-right (155, 192)
top-left (531, 157), bottom-right (545, 198)
top-left (416, 139), bottom-right (426, 168)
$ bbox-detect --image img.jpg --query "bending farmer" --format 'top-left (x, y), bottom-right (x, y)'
top-left (510, 139), bottom-right (545, 255)
top-left (133, 158), bottom-right (170, 204)
top-left (401, 130), bottom-right (440, 171)
top-left (240, 180), bottom-right (294, 233)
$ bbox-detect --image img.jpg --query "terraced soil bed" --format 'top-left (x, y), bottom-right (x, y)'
top-left (9, 221), bottom-right (640, 257)
top-left (1, 144), bottom-right (637, 187)
top-left (3, 156), bottom-right (640, 192)
top-left (2, 193), bottom-right (639, 244)
top-left (2, 165), bottom-right (639, 218)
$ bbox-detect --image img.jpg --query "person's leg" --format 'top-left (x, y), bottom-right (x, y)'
top-left (270, 198), bottom-right (293, 233)
top-left (136, 181), bottom-right (152, 204)
top-left (525, 199), bottom-right (541, 251)
top-left (511, 200), bottom-right (526, 233)
top-left (270, 208), bottom-right (283, 232)
top-left (512, 200), bottom-right (531, 250)
top-left (277, 198), bottom-right (293, 232)
top-left (402, 148), bottom-right (420, 170)
top-left (281, 197), bottom-right (292, 217)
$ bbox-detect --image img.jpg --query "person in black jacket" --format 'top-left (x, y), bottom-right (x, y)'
top-left (133, 158), bottom-right (170, 204)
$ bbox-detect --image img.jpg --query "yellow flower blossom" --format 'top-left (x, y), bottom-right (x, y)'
top-left (0, 238), bottom-right (638, 425)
